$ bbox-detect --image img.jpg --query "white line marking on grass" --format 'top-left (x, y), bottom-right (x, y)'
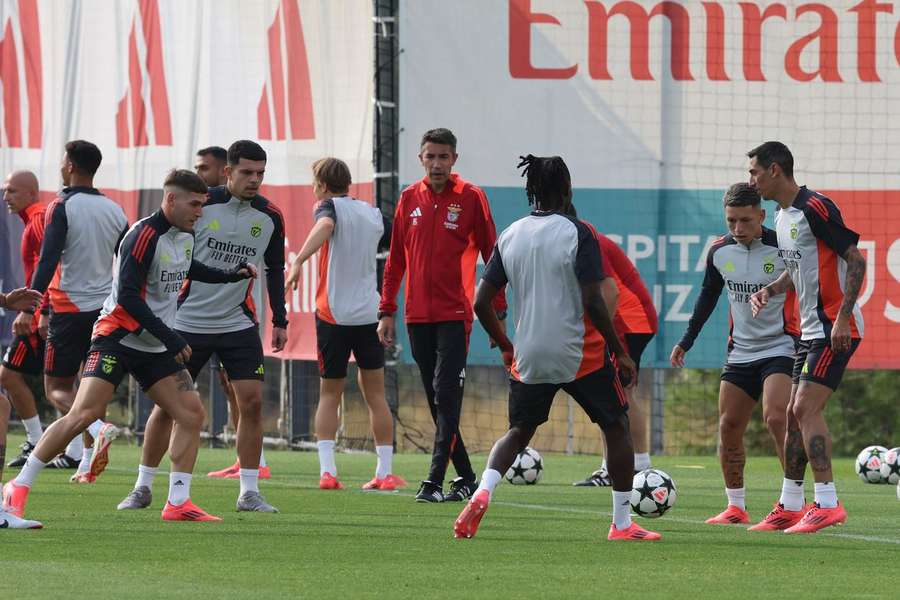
top-left (103, 466), bottom-right (900, 545)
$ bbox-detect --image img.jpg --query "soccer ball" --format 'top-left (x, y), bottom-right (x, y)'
top-left (631, 468), bottom-right (676, 518)
top-left (855, 445), bottom-right (889, 483)
top-left (505, 447), bottom-right (543, 485)
top-left (880, 448), bottom-right (900, 485)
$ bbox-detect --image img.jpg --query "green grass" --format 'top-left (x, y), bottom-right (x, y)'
top-left (4, 433), bottom-right (898, 600)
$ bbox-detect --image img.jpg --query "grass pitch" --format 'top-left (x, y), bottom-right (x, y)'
top-left (3, 434), bottom-right (898, 600)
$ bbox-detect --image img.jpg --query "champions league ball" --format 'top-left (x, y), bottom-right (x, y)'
top-left (505, 447), bottom-right (543, 485)
top-left (879, 448), bottom-right (900, 485)
top-left (631, 468), bottom-right (676, 518)
top-left (855, 445), bottom-right (889, 483)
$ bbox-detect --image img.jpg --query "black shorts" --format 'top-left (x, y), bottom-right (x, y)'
top-left (508, 359), bottom-right (628, 429)
top-left (84, 337), bottom-right (186, 391)
top-left (721, 355), bottom-right (794, 400)
top-left (792, 338), bottom-right (860, 390)
top-left (45, 310), bottom-right (100, 378)
top-left (176, 326), bottom-right (265, 381)
top-left (316, 317), bottom-right (385, 379)
top-left (623, 332), bottom-right (654, 374)
top-left (2, 333), bottom-right (45, 376)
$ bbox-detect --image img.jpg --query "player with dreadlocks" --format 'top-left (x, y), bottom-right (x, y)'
top-left (454, 155), bottom-right (660, 541)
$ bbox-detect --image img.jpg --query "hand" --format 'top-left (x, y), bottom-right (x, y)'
top-left (175, 344), bottom-right (193, 364)
top-left (489, 319), bottom-right (507, 349)
top-left (830, 316), bottom-right (852, 354)
top-left (616, 353), bottom-right (638, 389)
top-left (749, 287), bottom-right (770, 317)
top-left (38, 313), bottom-right (49, 339)
top-left (501, 346), bottom-right (514, 371)
top-left (236, 261), bottom-right (257, 279)
top-left (284, 260), bottom-right (302, 297)
top-left (3, 288), bottom-right (42, 313)
top-left (271, 326), bottom-right (288, 353)
top-left (377, 316), bottom-right (395, 347)
top-left (13, 312), bottom-right (33, 337)
top-left (670, 345), bottom-right (686, 368)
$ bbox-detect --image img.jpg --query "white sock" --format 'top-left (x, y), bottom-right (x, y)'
top-left (600, 458), bottom-right (608, 471)
top-left (65, 434), bottom-right (83, 460)
top-left (136, 465), bottom-right (158, 491)
top-left (725, 487), bottom-right (746, 510)
top-left (77, 448), bottom-right (93, 474)
top-left (475, 468), bottom-right (503, 499)
top-left (87, 420), bottom-right (104, 439)
top-left (259, 448), bottom-right (267, 468)
top-left (14, 454), bottom-right (48, 488)
top-left (612, 490), bottom-right (633, 530)
top-left (239, 468), bottom-right (259, 495)
top-left (317, 440), bottom-right (337, 477)
top-left (779, 478), bottom-right (805, 511)
top-left (168, 472), bottom-right (192, 506)
top-left (634, 453), bottom-right (651, 471)
top-left (375, 445), bottom-right (393, 479)
top-left (814, 482), bottom-right (838, 509)
top-left (22, 416), bottom-right (42, 444)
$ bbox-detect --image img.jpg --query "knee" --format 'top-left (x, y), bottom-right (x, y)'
top-left (790, 396), bottom-right (814, 423)
top-left (763, 410), bottom-right (787, 436)
top-left (508, 425), bottom-right (534, 451)
top-left (68, 406), bottom-right (104, 430)
top-left (238, 393), bottom-right (263, 419)
top-left (719, 413), bottom-right (746, 437)
top-left (177, 393), bottom-right (206, 430)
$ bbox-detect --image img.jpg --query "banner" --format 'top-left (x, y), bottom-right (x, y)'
top-left (399, 0), bottom-right (900, 369)
top-left (0, 0), bottom-right (373, 359)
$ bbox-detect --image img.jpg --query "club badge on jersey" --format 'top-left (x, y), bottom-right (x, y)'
top-left (445, 204), bottom-right (462, 230)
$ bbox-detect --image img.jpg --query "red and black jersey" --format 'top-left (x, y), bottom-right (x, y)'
top-left (380, 174), bottom-right (507, 323)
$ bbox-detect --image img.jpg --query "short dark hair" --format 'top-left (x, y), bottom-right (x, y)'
top-left (227, 140), bottom-right (267, 165)
top-left (164, 169), bottom-right (208, 195)
top-left (420, 128), bottom-right (457, 152)
top-left (564, 202), bottom-right (578, 218)
top-left (723, 182), bottom-right (761, 208)
top-left (517, 154), bottom-right (572, 211)
top-left (197, 146), bottom-right (227, 162)
top-left (747, 141), bottom-right (794, 178)
top-left (65, 140), bottom-right (102, 176)
top-left (312, 157), bottom-right (352, 195)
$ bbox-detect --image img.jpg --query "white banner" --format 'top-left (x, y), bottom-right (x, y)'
top-left (0, 0), bottom-right (373, 194)
top-left (399, 0), bottom-right (900, 191)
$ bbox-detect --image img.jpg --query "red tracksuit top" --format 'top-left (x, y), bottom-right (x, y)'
top-left (380, 174), bottom-right (507, 323)
top-left (19, 202), bottom-right (48, 323)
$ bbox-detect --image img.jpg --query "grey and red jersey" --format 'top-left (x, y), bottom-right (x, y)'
top-left (31, 186), bottom-right (128, 313)
top-left (313, 196), bottom-right (390, 326)
top-left (175, 186), bottom-right (287, 334)
top-left (775, 187), bottom-right (864, 341)
top-left (482, 211), bottom-right (607, 385)
top-left (94, 211), bottom-right (242, 354)
top-left (679, 228), bottom-right (799, 364)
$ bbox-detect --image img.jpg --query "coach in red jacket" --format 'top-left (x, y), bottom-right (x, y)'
top-left (378, 128), bottom-right (507, 503)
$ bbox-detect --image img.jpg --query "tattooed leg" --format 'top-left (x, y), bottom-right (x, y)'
top-left (718, 382), bottom-right (755, 489)
top-left (147, 372), bottom-right (205, 474)
top-left (792, 382), bottom-right (833, 483)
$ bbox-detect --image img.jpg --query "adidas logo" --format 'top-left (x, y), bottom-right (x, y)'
top-left (174, 480), bottom-right (184, 486)
top-left (409, 207), bottom-right (422, 218)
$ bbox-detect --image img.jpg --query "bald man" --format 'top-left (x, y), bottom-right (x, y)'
top-left (1, 171), bottom-right (48, 469)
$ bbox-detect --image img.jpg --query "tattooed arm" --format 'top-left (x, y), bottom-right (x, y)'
top-left (832, 245), bottom-right (866, 353)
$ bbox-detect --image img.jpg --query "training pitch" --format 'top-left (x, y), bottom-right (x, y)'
top-left (4, 434), bottom-right (898, 599)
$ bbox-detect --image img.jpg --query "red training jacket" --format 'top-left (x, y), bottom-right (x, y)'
top-left (380, 174), bottom-right (507, 323)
